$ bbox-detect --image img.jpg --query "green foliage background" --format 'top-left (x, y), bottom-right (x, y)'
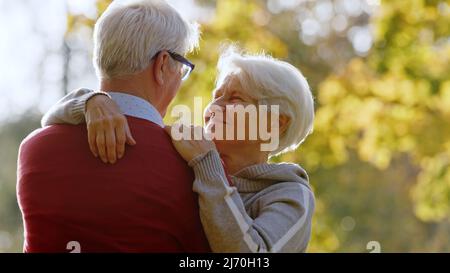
top-left (0, 0), bottom-right (449, 252)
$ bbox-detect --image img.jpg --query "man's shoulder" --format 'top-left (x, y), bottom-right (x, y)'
top-left (125, 117), bottom-right (171, 146)
top-left (124, 118), bottom-right (191, 169)
top-left (22, 124), bottom-right (82, 142)
top-left (19, 124), bottom-right (85, 154)
top-left (125, 116), bottom-right (164, 131)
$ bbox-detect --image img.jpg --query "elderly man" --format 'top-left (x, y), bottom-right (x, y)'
top-left (17, 0), bottom-right (210, 252)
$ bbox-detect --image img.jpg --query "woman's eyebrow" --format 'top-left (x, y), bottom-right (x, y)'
top-left (231, 90), bottom-right (250, 99)
top-left (231, 90), bottom-right (245, 96)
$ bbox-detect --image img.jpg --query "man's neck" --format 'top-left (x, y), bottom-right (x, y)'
top-left (100, 78), bottom-right (164, 116)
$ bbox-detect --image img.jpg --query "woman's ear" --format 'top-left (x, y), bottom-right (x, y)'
top-left (152, 51), bottom-right (170, 86)
top-left (279, 114), bottom-right (291, 136)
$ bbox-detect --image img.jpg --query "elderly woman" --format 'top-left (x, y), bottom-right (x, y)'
top-left (42, 48), bottom-right (316, 253)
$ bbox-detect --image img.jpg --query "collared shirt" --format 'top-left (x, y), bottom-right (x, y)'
top-left (109, 92), bottom-right (165, 128)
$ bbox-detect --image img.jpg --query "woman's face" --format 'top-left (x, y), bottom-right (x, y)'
top-left (204, 76), bottom-right (269, 148)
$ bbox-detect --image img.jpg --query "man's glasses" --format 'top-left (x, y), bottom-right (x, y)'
top-left (153, 51), bottom-right (195, 81)
top-left (168, 51), bottom-right (195, 81)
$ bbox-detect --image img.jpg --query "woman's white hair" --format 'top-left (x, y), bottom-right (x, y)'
top-left (216, 47), bottom-right (315, 157)
top-left (93, 0), bottom-right (200, 79)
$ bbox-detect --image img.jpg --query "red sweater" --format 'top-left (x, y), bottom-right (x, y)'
top-left (17, 117), bottom-right (211, 253)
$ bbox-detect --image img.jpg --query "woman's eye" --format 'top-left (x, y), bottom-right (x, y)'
top-left (229, 96), bottom-right (242, 101)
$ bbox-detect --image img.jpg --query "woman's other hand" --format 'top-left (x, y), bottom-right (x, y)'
top-left (164, 125), bottom-right (216, 163)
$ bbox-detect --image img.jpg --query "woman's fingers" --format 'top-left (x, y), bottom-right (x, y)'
top-left (86, 95), bottom-right (133, 163)
top-left (88, 126), bottom-right (98, 158)
top-left (96, 132), bottom-right (107, 163)
top-left (115, 124), bottom-right (126, 160)
top-left (104, 121), bottom-right (117, 164)
top-left (125, 121), bottom-right (136, 146)
top-left (113, 116), bottom-right (135, 161)
top-left (90, 118), bottom-right (130, 163)
top-left (162, 124), bottom-right (216, 163)
top-left (191, 125), bottom-right (204, 140)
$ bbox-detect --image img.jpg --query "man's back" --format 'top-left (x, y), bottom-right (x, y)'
top-left (17, 116), bottom-right (210, 253)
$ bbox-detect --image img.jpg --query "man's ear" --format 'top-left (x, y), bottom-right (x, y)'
top-left (279, 114), bottom-right (291, 136)
top-left (152, 51), bottom-right (170, 86)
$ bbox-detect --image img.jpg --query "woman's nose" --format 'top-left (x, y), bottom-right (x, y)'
top-left (214, 97), bottom-right (228, 108)
top-left (204, 102), bottom-right (226, 123)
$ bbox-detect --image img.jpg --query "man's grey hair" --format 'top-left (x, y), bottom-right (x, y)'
top-left (93, 0), bottom-right (200, 79)
top-left (216, 46), bottom-right (315, 157)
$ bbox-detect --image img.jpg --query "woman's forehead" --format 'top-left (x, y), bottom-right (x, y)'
top-left (214, 75), bottom-right (244, 94)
